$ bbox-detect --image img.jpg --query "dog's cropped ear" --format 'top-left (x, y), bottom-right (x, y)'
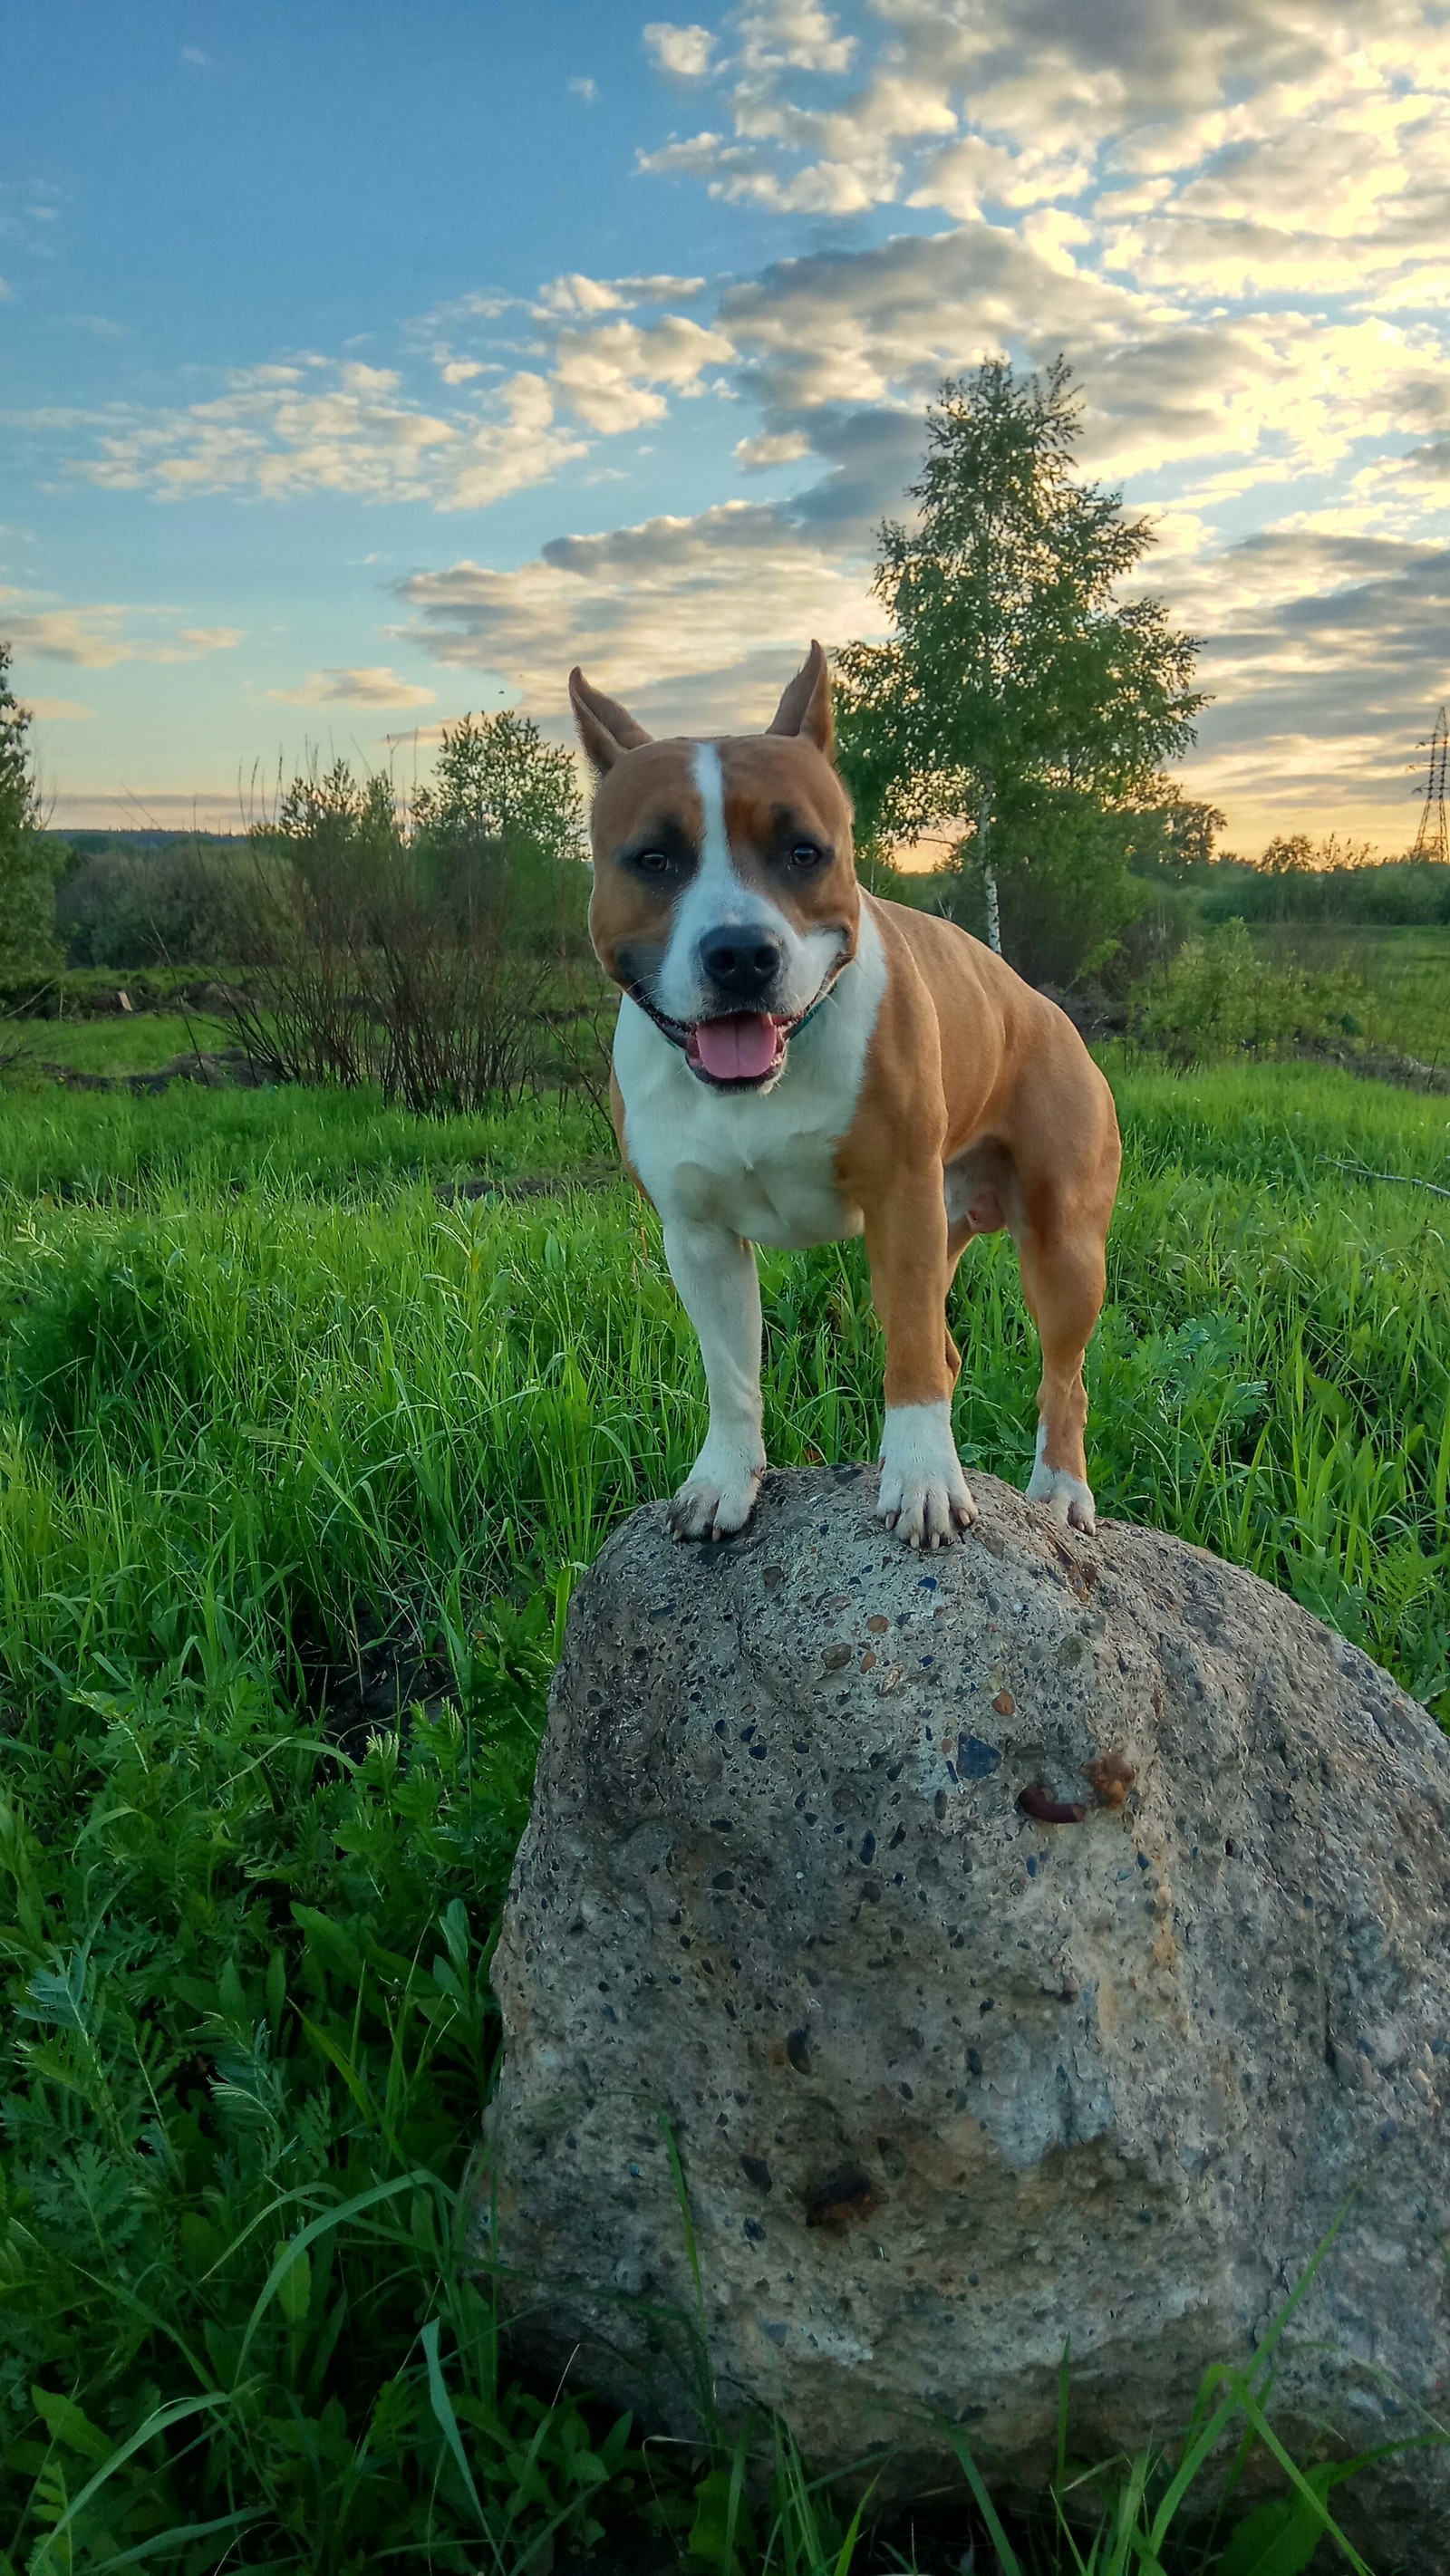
top-left (767, 640), bottom-right (833, 757)
top-left (569, 668), bottom-right (653, 774)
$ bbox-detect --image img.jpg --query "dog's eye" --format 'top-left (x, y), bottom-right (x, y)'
top-left (789, 842), bottom-right (826, 870)
top-left (633, 849), bottom-right (671, 874)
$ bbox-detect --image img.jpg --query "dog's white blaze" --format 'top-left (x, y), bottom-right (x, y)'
top-left (694, 739), bottom-right (732, 888)
top-left (652, 740), bottom-right (841, 1027)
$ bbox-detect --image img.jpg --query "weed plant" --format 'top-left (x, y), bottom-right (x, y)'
top-left (1, 1057), bottom-right (1447, 2566)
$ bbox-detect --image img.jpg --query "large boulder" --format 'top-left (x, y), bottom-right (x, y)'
top-left (477, 1467), bottom-right (1450, 2563)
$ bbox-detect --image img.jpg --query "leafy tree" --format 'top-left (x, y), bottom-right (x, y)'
top-left (0, 642), bottom-right (65, 973)
top-left (412, 709), bottom-right (585, 867)
top-left (1259, 830), bottom-right (1375, 875)
top-left (1125, 787), bottom-right (1226, 883)
top-left (1259, 832), bottom-right (1317, 875)
top-left (835, 358), bottom-right (1204, 975)
top-left (411, 709), bottom-right (589, 956)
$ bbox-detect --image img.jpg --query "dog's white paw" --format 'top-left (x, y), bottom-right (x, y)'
top-left (877, 1401), bottom-right (977, 1550)
top-left (668, 1444), bottom-right (765, 1542)
top-left (1027, 1428), bottom-right (1096, 1533)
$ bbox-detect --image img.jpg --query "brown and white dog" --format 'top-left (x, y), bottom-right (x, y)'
top-left (571, 642), bottom-right (1121, 1551)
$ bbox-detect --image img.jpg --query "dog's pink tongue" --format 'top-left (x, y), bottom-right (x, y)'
top-left (694, 1014), bottom-right (778, 1080)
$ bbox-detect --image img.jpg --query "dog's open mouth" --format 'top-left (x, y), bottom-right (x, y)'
top-left (685, 1012), bottom-right (791, 1085)
top-left (629, 977), bottom-right (840, 1086)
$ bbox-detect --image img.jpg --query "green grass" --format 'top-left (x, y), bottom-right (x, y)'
top-left (0, 1080), bottom-right (604, 1204)
top-left (0, 1059), bottom-right (1447, 2569)
top-left (1250, 921), bottom-right (1450, 1066)
top-left (1, 1013), bottom-right (218, 1078)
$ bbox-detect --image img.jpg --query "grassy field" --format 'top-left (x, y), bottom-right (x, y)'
top-left (1251, 921), bottom-right (1450, 1066)
top-left (1, 1012), bottom-right (217, 1079)
top-left (0, 1058), bottom-right (1446, 2569)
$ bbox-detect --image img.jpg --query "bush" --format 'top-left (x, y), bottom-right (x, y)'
top-left (1132, 918), bottom-right (1371, 1063)
top-left (214, 731), bottom-right (605, 1114)
top-left (921, 785), bottom-right (1156, 988)
top-left (55, 836), bottom-right (242, 969)
top-left (1198, 854), bottom-right (1450, 928)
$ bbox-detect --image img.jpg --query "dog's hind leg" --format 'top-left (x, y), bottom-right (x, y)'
top-left (661, 1220), bottom-right (767, 1540)
top-left (1016, 1224), bottom-right (1107, 1534)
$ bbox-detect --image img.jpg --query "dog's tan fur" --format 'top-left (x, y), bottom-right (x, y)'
top-left (572, 642), bottom-right (1120, 1543)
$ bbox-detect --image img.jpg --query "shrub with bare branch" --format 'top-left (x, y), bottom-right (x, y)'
top-left (212, 720), bottom-right (605, 1112)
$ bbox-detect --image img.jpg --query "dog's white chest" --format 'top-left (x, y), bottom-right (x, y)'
top-left (614, 912), bottom-right (886, 1250)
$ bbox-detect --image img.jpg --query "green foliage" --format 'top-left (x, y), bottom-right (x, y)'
top-left (0, 1574), bottom-right (673, 2569)
top-left (1248, 924), bottom-right (1450, 1067)
top-left (1, 1011), bottom-right (219, 1082)
top-left (0, 1077), bottom-right (605, 1202)
top-left (922, 783), bottom-right (1155, 988)
top-left (1198, 855), bottom-right (1450, 929)
top-left (1133, 921), bottom-right (1370, 1064)
top-left (0, 645), bottom-right (65, 977)
top-left (951, 2290), bottom-right (1386, 2575)
top-left (834, 359), bottom-right (1204, 983)
top-left (412, 708), bottom-right (586, 873)
top-left (218, 741), bottom-right (600, 1110)
top-left (54, 837), bottom-right (238, 970)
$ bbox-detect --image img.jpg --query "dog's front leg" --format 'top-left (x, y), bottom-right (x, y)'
top-left (662, 1220), bottom-right (767, 1541)
top-left (865, 1171), bottom-right (978, 1549)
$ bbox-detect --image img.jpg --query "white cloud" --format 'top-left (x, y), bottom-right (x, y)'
top-left (19, 695), bottom-right (90, 720)
top-left (735, 428), bottom-right (811, 468)
top-left (65, 357), bottom-right (589, 512)
top-left (713, 224), bottom-right (1450, 503)
top-left (1020, 208), bottom-right (1096, 276)
top-left (0, 591), bottom-right (245, 668)
top-left (643, 65), bottom-right (956, 211)
top-left (643, 22), bottom-right (716, 78)
top-left (393, 498), bottom-right (884, 726)
top-left (549, 313), bottom-right (736, 431)
top-left (908, 133), bottom-right (1095, 217)
top-left (737, 1), bottom-right (855, 76)
top-left (534, 270), bottom-right (707, 316)
top-left (568, 75), bottom-right (599, 102)
top-left (48, 277), bottom-right (725, 511)
top-left (269, 665), bottom-right (437, 708)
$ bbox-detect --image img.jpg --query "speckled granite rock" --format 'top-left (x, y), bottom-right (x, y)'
top-left (476, 1467), bottom-right (1450, 2564)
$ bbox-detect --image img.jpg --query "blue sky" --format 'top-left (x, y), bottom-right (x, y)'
top-left (5, 0), bottom-right (1449, 847)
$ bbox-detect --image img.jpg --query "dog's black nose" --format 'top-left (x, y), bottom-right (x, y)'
top-left (699, 929), bottom-right (786, 1004)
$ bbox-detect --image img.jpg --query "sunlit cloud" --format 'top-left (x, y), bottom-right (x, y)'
top-left (61, 359), bottom-right (590, 512)
top-left (643, 22), bottom-right (716, 78)
top-left (0, 588), bottom-right (245, 668)
top-left (269, 665), bottom-right (436, 708)
top-left (392, 498), bottom-right (885, 732)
